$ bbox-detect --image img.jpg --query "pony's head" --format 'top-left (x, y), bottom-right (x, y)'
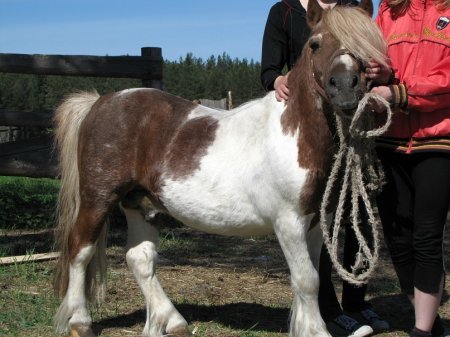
top-left (304, 0), bottom-right (387, 118)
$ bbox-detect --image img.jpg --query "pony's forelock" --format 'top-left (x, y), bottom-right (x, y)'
top-left (322, 6), bottom-right (388, 67)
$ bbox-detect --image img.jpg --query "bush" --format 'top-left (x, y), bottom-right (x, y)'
top-left (0, 176), bottom-right (59, 231)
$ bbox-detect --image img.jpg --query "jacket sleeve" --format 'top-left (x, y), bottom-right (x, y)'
top-left (261, 4), bottom-right (288, 91)
top-left (405, 55), bottom-right (450, 112)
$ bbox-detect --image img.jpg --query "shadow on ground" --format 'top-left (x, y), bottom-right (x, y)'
top-left (93, 302), bottom-right (290, 335)
top-left (93, 293), bottom-right (449, 335)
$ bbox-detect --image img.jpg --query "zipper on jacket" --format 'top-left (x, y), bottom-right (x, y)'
top-left (406, 0), bottom-right (427, 154)
top-left (412, 0), bottom-right (427, 75)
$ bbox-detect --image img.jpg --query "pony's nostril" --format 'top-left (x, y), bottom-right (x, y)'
top-left (329, 77), bottom-right (337, 87)
top-left (352, 75), bottom-right (359, 88)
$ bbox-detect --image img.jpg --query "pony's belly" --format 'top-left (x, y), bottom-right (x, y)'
top-left (160, 176), bottom-right (276, 237)
top-left (161, 190), bottom-right (273, 237)
top-left (177, 216), bottom-right (274, 237)
top-left (159, 171), bottom-right (307, 237)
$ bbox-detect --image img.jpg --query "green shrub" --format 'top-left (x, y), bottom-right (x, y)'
top-left (0, 177), bottom-right (59, 231)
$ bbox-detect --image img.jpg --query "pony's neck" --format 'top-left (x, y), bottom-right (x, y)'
top-left (283, 53), bottom-right (336, 173)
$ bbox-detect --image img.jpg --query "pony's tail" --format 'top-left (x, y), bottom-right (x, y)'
top-left (53, 91), bottom-right (104, 302)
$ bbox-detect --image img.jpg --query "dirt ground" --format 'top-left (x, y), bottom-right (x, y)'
top-left (1, 212), bottom-right (449, 337)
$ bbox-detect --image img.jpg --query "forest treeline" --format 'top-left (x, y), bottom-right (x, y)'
top-left (0, 52), bottom-right (266, 112)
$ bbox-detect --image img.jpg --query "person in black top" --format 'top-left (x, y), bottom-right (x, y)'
top-left (260, 1), bottom-right (390, 336)
top-left (261, 0), bottom-right (313, 100)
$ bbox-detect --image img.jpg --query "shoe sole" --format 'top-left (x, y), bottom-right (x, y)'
top-left (350, 325), bottom-right (374, 337)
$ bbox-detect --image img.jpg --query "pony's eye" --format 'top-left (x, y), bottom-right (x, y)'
top-left (309, 36), bottom-right (322, 51)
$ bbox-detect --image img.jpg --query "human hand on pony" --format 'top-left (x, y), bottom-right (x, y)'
top-left (274, 72), bottom-right (290, 101)
top-left (366, 59), bottom-right (394, 104)
top-left (365, 60), bottom-right (392, 85)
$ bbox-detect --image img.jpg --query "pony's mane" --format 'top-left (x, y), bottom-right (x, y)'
top-left (322, 6), bottom-right (388, 67)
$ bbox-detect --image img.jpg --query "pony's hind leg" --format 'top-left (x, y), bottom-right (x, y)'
top-left (54, 208), bottom-right (108, 337)
top-left (122, 206), bottom-right (188, 337)
top-left (274, 212), bottom-right (331, 337)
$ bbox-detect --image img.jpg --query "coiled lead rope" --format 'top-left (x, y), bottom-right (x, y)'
top-left (319, 93), bottom-right (393, 285)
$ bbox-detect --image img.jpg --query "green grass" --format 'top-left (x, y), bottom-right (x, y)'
top-left (0, 176), bottom-right (59, 231)
top-left (0, 258), bottom-right (59, 337)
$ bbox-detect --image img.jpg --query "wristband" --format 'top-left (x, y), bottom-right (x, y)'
top-left (388, 83), bottom-right (408, 109)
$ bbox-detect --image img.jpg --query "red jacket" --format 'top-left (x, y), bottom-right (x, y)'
top-left (375, 0), bottom-right (450, 149)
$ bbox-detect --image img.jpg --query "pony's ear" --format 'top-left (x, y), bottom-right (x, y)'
top-left (358, 0), bottom-right (374, 17)
top-left (307, 0), bottom-right (324, 28)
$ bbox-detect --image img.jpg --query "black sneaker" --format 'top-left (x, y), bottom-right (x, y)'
top-left (431, 315), bottom-right (449, 337)
top-left (411, 327), bottom-right (432, 337)
top-left (327, 314), bottom-right (373, 337)
top-left (345, 307), bottom-right (390, 333)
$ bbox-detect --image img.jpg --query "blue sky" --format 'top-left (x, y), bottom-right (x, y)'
top-left (0, 0), bottom-right (380, 62)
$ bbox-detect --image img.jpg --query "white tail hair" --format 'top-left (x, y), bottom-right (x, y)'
top-left (53, 91), bottom-right (107, 302)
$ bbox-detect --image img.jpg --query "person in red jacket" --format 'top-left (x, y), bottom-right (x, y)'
top-left (366, 0), bottom-right (450, 336)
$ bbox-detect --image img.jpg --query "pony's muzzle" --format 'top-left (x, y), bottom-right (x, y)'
top-left (326, 71), bottom-right (364, 113)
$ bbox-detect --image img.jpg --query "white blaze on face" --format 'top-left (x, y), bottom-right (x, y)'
top-left (339, 54), bottom-right (356, 70)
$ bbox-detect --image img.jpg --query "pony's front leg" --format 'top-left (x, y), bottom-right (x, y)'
top-left (123, 208), bottom-right (188, 337)
top-left (274, 212), bottom-right (331, 337)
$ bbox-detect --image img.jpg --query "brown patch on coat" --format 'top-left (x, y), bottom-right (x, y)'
top-left (164, 116), bottom-right (219, 178)
top-left (282, 42), bottom-right (337, 224)
top-left (68, 89), bottom-right (218, 257)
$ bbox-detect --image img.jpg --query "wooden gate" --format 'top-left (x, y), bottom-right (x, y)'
top-left (0, 47), bottom-right (163, 178)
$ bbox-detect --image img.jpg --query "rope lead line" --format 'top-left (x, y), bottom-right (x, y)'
top-left (319, 93), bottom-right (393, 285)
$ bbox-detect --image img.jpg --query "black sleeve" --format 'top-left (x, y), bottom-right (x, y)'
top-left (260, 4), bottom-right (289, 91)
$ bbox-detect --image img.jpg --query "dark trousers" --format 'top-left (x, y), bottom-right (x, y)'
top-left (318, 223), bottom-right (368, 321)
top-left (376, 150), bottom-right (450, 295)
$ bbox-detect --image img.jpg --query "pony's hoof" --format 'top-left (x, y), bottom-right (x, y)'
top-left (70, 324), bottom-right (96, 337)
top-left (167, 326), bottom-right (190, 337)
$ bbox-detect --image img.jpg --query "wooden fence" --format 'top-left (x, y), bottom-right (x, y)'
top-left (195, 91), bottom-right (233, 110)
top-left (0, 47), bottom-right (163, 178)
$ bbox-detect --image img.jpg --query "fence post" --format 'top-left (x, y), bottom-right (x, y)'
top-left (141, 47), bottom-right (163, 89)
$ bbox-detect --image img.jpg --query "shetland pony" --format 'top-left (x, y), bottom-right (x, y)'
top-left (52, 0), bottom-right (387, 336)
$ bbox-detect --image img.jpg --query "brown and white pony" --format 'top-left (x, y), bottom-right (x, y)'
top-left (53, 0), bottom-right (387, 336)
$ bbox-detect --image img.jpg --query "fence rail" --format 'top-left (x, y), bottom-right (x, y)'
top-left (0, 47), bottom-right (163, 178)
top-left (0, 109), bottom-right (53, 127)
top-left (0, 53), bottom-right (162, 80)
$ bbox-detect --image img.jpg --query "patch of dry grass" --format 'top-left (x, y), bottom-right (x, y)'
top-left (1, 214), bottom-right (449, 337)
